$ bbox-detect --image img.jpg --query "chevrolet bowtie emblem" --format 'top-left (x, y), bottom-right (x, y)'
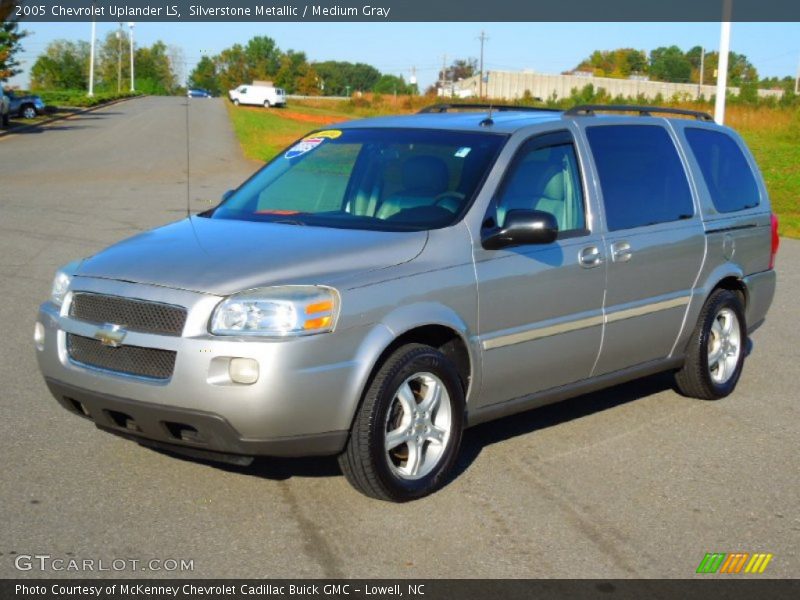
top-left (94, 323), bottom-right (127, 347)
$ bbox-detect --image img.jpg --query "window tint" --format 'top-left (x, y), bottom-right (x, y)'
top-left (586, 125), bottom-right (694, 231)
top-left (685, 128), bottom-right (760, 213)
top-left (494, 141), bottom-right (586, 234)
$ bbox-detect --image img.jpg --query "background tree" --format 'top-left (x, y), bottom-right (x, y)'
top-left (373, 74), bottom-right (413, 95)
top-left (648, 45), bottom-right (692, 83)
top-left (134, 41), bottom-right (177, 95)
top-left (244, 36), bottom-right (281, 81)
top-left (30, 40), bottom-right (90, 90)
top-left (215, 44), bottom-right (251, 92)
top-left (314, 61), bottom-right (381, 95)
top-left (98, 29), bottom-right (131, 92)
top-left (274, 49), bottom-right (308, 93)
top-left (0, 14), bottom-right (27, 80)
top-left (189, 56), bottom-right (220, 95)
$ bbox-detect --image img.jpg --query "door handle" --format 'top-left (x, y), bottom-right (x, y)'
top-left (579, 245), bottom-right (603, 268)
top-left (611, 241), bottom-right (633, 263)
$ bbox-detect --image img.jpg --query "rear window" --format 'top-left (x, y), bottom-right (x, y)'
top-left (586, 125), bottom-right (694, 231)
top-left (684, 128), bottom-right (760, 213)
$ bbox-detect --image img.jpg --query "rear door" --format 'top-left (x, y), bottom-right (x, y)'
top-left (475, 130), bottom-right (606, 408)
top-left (583, 123), bottom-right (705, 375)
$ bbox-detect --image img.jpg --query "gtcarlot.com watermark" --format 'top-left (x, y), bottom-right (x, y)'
top-left (14, 554), bottom-right (194, 573)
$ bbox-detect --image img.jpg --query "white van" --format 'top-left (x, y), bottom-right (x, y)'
top-left (228, 84), bottom-right (286, 108)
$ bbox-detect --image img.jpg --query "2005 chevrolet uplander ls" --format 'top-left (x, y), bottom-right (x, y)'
top-left (36, 103), bottom-right (779, 501)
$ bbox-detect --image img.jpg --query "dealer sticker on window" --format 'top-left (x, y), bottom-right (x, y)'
top-left (284, 130), bottom-right (343, 159)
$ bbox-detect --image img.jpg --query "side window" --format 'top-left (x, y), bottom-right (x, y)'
top-left (684, 128), bottom-right (760, 213)
top-left (586, 125), bottom-right (694, 231)
top-left (494, 138), bottom-right (586, 235)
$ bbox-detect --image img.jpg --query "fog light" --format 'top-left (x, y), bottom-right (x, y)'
top-left (34, 322), bottom-right (45, 351)
top-left (229, 358), bottom-right (259, 385)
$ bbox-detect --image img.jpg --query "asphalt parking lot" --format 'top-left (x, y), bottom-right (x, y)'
top-left (0, 96), bottom-right (797, 579)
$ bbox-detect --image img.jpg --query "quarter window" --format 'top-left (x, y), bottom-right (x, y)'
top-left (493, 138), bottom-right (586, 235)
top-left (684, 128), bottom-right (760, 213)
top-left (586, 125), bottom-right (694, 231)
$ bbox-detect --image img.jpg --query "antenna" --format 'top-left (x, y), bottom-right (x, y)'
top-left (185, 95), bottom-right (191, 218)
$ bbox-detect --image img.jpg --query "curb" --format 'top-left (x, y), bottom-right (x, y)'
top-left (0, 95), bottom-right (144, 139)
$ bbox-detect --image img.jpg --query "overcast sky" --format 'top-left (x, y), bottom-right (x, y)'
top-left (9, 21), bottom-right (800, 89)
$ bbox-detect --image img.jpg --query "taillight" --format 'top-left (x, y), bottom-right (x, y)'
top-left (769, 213), bottom-right (780, 270)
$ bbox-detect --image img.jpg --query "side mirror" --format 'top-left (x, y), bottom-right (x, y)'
top-left (221, 189), bottom-right (234, 202)
top-left (482, 209), bottom-right (559, 250)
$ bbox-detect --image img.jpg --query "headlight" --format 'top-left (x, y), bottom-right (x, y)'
top-left (50, 260), bottom-right (82, 307)
top-left (210, 286), bottom-right (339, 337)
top-left (50, 270), bottom-right (72, 307)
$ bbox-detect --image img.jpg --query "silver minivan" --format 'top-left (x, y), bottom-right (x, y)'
top-left (35, 104), bottom-right (779, 501)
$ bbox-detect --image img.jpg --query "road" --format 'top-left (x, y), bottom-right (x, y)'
top-left (0, 96), bottom-right (797, 579)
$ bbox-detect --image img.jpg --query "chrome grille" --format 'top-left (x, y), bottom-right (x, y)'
top-left (70, 293), bottom-right (187, 336)
top-left (67, 334), bottom-right (177, 380)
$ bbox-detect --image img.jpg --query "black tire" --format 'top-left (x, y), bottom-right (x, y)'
top-left (263, 100), bottom-right (271, 108)
top-left (21, 104), bottom-right (36, 119)
top-left (674, 289), bottom-right (747, 400)
top-left (339, 343), bottom-right (465, 502)
top-left (1, 112), bottom-right (8, 128)
top-left (233, 99), bottom-right (240, 106)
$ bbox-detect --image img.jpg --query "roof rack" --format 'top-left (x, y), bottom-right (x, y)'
top-left (564, 104), bottom-right (713, 122)
top-left (418, 103), bottom-right (559, 114)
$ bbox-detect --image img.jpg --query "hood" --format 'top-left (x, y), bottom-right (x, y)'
top-left (76, 217), bottom-right (427, 296)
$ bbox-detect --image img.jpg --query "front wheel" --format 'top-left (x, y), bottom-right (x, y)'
top-left (339, 343), bottom-right (465, 501)
top-left (674, 289), bottom-right (746, 399)
top-left (233, 99), bottom-right (240, 106)
top-left (1, 112), bottom-right (9, 128)
top-left (21, 105), bottom-right (37, 119)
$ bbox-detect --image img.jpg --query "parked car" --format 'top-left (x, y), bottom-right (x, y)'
top-left (35, 103), bottom-right (778, 501)
top-left (0, 81), bottom-right (9, 128)
top-left (228, 84), bottom-right (286, 108)
top-left (187, 88), bottom-right (213, 98)
top-left (6, 90), bottom-right (45, 119)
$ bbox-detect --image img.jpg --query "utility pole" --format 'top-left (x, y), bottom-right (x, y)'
top-left (441, 53), bottom-right (448, 97)
top-left (698, 47), bottom-right (705, 99)
top-left (129, 22), bottom-right (135, 92)
top-left (88, 19), bottom-right (96, 97)
top-left (795, 54), bottom-right (799, 95)
top-left (714, 0), bottom-right (733, 125)
top-left (409, 66), bottom-right (417, 95)
top-left (477, 30), bottom-right (488, 99)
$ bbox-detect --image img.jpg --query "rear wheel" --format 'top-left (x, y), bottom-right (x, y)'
top-left (263, 100), bottom-right (271, 108)
top-left (674, 289), bottom-right (746, 399)
top-left (339, 343), bottom-right (465, 501)
top-left (21, 104), bottom-right (36, 119)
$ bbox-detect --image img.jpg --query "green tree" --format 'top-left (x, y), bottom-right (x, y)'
top-left (0, 13), bottom-right (27, 80)
top-left (245, 36), bottom-right (281, 80)
top-left (216, 44), bottom-right (251, 92)
top-left (373, 74), bottom-right (412, 95)
top-left (134, 41), bottom-right (177, 95)
top-left (314, 61), bottom-right (381, 95)
top-left (274, 49), bottom-right (307, 93)
top-left (30, 39), bottom-right (90, 90)
top-left (189, 56), bottom-right (219, 94)
top-left (98, 29), bottom-right (131, 92)
top-left (649, 46), bottom-right (692, 83)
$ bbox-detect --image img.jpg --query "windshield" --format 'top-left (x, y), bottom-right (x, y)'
top-left (207, 128), bottom-right (507, 231)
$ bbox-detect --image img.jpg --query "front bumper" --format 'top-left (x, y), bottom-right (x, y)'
top-left (46, 378), bottom-right (347, 460)
top-left (35, 278), bottom-right (376, 457)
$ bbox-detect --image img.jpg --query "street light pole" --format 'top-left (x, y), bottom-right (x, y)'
top-left (129, 22), bottom-right (135, 92)
top-left (714, 0), bottom-right (733, 125)
top-left (88, 19), bottom-right (96, 97)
